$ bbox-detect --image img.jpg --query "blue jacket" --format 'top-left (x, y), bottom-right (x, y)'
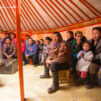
top-left (25, 43), bottom-right (37, 56)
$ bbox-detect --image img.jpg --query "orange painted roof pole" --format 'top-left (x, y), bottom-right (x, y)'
top-left (16, 0), bottom-right (24, 101)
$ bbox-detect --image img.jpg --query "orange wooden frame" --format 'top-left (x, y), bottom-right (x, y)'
top-left (55, 0), bottom-right (79, 23)
top-left (22, 1), bottom-right (42, 30)
top-left (24, 0), bottom-right (45, 30)
top-left (69, 0), bottom-right (91, 20)
top-left (62, 0), bottom-right (83, 21)
top-left (16, 0), bottom-right (24, 101)
top-left (2, 0), bottom-right (15, 29)
top-left (79, 0), bottom-right (98, 17)
top-left (45, 0), bottom-right (67, 26)
top-left (36, 0), bottom-right (59, 27)
top-left (28, 0), bottom-right (50, 29)
top-left (49, 0), bottom-right (72, 24)
top-left (21, 4), bottom-right (37, 30)
top-left (41, 0), bottom-right (64, 27)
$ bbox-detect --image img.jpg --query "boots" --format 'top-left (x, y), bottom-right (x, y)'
top-left (86, 74), bottom-right (95, 89)
top-left (48, 72), bottom-right (59, 94)
top-left (40, 65), bottom-right (50, 79)
top-left (40, 73), bottom-right (50, 79)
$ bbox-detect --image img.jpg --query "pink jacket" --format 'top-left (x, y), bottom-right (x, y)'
top-left (21, 42), bottom-right (25, 53)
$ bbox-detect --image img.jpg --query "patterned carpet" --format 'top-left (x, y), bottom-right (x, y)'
top-left (0, 65), bottom-right (101, 101)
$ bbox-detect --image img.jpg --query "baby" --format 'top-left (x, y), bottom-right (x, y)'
top-left (76, 41), bottom-right (94, 85)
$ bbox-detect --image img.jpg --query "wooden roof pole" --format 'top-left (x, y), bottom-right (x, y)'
top-left (16, 0), bottom-right (24, 101)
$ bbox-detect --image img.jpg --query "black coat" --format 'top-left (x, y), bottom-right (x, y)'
top-left (90, 38), bottom-right (101, 65)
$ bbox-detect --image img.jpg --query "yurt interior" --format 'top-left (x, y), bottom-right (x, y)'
top-left (0, 0), bottom-right (101, 101)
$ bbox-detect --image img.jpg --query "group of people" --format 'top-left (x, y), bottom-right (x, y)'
top-left (1, 27), bottom-right (101, 94)
top-left (1, 34), bottom-right (44, 66)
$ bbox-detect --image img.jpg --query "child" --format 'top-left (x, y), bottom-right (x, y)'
top-left (75, 41), bottom-right (94, 86)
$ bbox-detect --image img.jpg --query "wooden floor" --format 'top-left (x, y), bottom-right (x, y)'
top-left (0, 65), bottom-right (101, 101)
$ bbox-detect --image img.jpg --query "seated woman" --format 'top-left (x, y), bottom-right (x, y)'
top-left (86, 27), bottom-right (101, 89)
top-left (25, 38), bottom-right (38, 66)
top-left (40, 37), bottom-right (52, 79)
top-left (38, 39), bottom-right (44, 65)
top-left (3, 37), bottom-right (17, 59)
top-left (46, 32), bottom-right (72, 94)
top-left (21, 39), bottom-right (26, 65)
top-left (72, 31), bottom-right (86, 73)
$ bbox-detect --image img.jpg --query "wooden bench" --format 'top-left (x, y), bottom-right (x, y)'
top-left (58, 70), bottom-right (70, 84)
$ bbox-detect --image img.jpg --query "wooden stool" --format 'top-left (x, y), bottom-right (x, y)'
top-left (29, 58), bottom-right (32, 65)
top-left (58, 70), bottom-right (70, 84)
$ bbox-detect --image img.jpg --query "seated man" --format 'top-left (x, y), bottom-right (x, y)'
top-left (25, 38), bottom-right (38, 65)
top-left (3, 37), bottom-right (17, 59)
top-left (46, 32), bottom-right (72, 94)
top-left (86, 27), bottom-right (101, 89)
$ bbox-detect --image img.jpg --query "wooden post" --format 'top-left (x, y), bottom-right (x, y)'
top-left (16, 0), bottom-right (24, 101)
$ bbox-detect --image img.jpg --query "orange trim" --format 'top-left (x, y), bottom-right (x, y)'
top-left (69, 0), bottom-right (91, 20)
top-left (84, 0), bottom-right (101, 15)
top-left (41, 0), bottom-right (64, 27)
top-left (55, 0), bottom-right (79, 23)
top-left (29, 17), bottom-right (101, 34)
top-left (49, 0), bottom-right (72, 24)
top-left (24, 0), bottom-right (46, 30)
top-left (28, 0), bottom-right (50, 29)
top-left (1, 17), bottom-right (101, 34)
top-left (36, 0), bottom-right (59, 27)
top-left (45, 0), bottom-right (67, 25)
top-left (21, 4), bottom-right (38, 30)
top-left (16, 0), bottom-right (24, 101)
top-left (2, 0), bottom-right (15, 29)
top-left (22, 1), bottom-right (42, 30)
top-left (79, 0), bottom-right (98, 17)
top-left (62, 0), bottom-right (84, 21)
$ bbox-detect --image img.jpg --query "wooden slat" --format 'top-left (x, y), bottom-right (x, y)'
top-left (28, 0), bottom-right (50, 29)
top-left (49, 0), bottom-right (73, 24)
top-left (9, 0), bottom-right (27, 31)
top-left (62, 0), bottom-right (84, 21)
top-left (79, 0), bottom-right (99, 17)
top-left (45, 0), bottom-right (67, 25)
top-left (0, 12), bottom-right (9, 30)
top-left (36, 0), bottom-right (59, 27)
top-left (24, 0), bottom-right (46, 30)
top-left (21, 4), bottom-right (37, 30)
top-left (2, 0), bottom-right (15, 29)
top-left (69, 0), bottom-right (91, 20)
top-left (22, 0), bottom-right (42, 30)
top-left (55, 0), bottom-right (79, 23)
top-left (41, 0), bottom-right (64, 27)
top-left (84, 0), bottom-right (101, 15)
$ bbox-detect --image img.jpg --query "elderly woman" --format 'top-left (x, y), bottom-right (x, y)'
top-left (46, 32), bottom-right (72, 94)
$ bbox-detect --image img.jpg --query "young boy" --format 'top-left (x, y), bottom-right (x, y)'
top-left (75, 41), bottom-right (93, 86)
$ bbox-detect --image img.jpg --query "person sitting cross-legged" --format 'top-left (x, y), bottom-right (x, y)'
top-left (3, 37), bottom-right (17, 59)
top-left (25, 38), bottom-right (38, 66)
